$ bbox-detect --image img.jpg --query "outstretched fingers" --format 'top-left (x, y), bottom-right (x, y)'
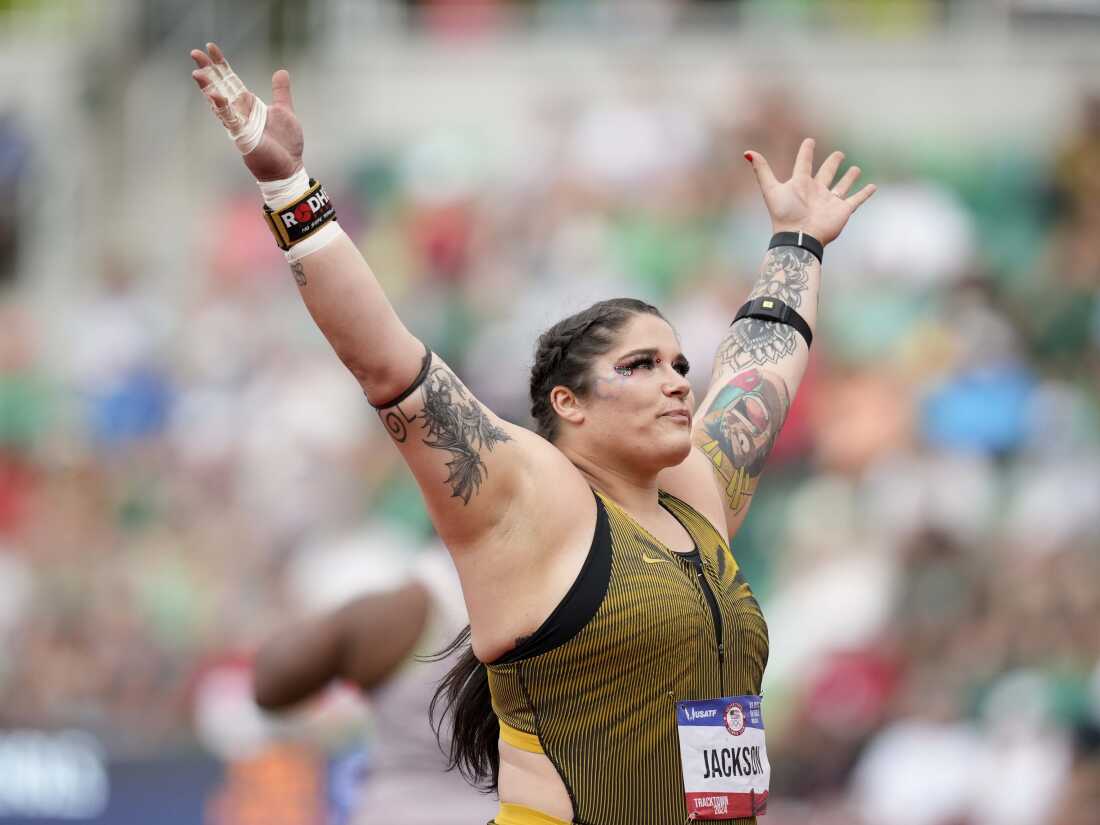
top-left (793, 137), bottom-right (815, 179)
top-left (208, 42), bottom-right (247, 100)
top-left (190, 43), bottom-right (251, 133)
top-left (191, 65), bottom-right (228, 110)
top-left (847, 183), bottom-right (877, 211)
top-left (190, 48), bottom-right (225, 104)
top-left (815, 150), bottom-right (845, 188)
top-left (744, 150), bottom-right (779, 193)
top-left (207, 42), bottom-right (229, 66)
top-left (189, 40), bottom-right (277, 161)
top-left (191, 42), bottom-right (249, 99)
top-left (832, 163), bottom-right (876, 211)
top-left (831, 165), bottom-right (862, 197)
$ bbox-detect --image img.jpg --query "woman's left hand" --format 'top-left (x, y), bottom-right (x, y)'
top-left (744, 138), bottom-right (876, 246)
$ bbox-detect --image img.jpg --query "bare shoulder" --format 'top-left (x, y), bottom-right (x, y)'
top-left (452, 430), bottom-right (598, 662)
top-left (489, 426), bottom-right (596, 548)
top-left (378, 356), bottom-right (588, 550)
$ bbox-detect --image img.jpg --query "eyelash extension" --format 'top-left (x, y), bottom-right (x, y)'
top-left (614, 357), bottom-right (691, 377)
top-left (614, 358), bottom-right (651, 377)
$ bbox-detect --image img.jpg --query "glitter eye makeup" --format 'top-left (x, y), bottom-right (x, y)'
top-left (614, 356), bottom-right (654, 377)
top-left (614, 352), bottom-right (691, 378)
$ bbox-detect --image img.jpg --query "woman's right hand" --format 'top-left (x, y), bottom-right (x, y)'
top-left (190, 42), bottom-right (304, 182)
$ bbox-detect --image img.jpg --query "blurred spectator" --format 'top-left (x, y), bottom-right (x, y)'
top-left (0, 111), bottom-right (30, 287)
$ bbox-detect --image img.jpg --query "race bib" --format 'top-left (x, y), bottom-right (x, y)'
top-left (676, 695), bottom-right (770, 819)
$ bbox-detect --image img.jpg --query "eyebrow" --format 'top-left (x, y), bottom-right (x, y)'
top-left (616, 348), bottom-right (690, 364)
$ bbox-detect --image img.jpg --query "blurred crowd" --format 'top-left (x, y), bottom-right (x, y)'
top-left (2, 42), bottom-right (1100, 825)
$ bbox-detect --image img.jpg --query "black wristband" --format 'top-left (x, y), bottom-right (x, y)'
top-left (769, 231), bottom-right (823, 264)
top-left (263, 179), bottom-right (337, 251)
top-left (370, 346), bottom-right (434, 410)
top-left (732, 297), bottom-right (813, 349)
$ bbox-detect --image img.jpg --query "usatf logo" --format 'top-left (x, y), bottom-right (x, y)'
top-left (724, 702), bottom-right (746, 736)
top-left (281, 188), bottom-right (331, 229)
top-left (683, 706), bottom-right (717, 722)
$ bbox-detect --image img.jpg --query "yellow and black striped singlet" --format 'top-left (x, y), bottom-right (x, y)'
top-left (487, 489), bottom-right (769, 825)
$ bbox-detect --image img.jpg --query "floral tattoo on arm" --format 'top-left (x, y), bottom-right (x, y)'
top-left (377, 366), bottom-right (512, 505)
top-left (697, 367), bottom-right (790, 515)
top-left (718, 246), bottom-right (815, 369)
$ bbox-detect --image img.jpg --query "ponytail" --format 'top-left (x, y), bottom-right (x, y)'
top-left (426, 625), bottom-right (500, 791)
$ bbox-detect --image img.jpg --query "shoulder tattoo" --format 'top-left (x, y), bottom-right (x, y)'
top-left (377, 366), bottom-right (512, 505)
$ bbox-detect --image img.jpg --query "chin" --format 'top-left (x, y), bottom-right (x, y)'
top-left (655, 431), bottom-right (694, 469)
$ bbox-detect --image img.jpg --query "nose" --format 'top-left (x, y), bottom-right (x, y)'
top-left (663, 368), bottom-right (691, 400)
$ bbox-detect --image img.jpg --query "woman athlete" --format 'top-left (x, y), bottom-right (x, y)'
top-left (191, 43), bottom-right (874, 825)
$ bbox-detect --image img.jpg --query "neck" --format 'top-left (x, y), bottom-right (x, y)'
top-left (559, 444), bottom-right (662, 515)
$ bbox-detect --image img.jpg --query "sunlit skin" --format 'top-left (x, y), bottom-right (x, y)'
top-left (551, 313), bottom-right (696, 481)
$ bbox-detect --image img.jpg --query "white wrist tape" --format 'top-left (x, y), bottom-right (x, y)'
top-left (285, 221), bottom-right (344, 263)
top-left (258, 168), bottom-right (311, 211)
top-left (197, 62), bottom-right (267, 155)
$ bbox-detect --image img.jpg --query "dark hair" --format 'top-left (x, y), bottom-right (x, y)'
top-left (529, 297), bottom-right (666, 441)
top-left (426, 625), bottom-right (499, 791)
top-left (428, 297), bottom-right (665, 792)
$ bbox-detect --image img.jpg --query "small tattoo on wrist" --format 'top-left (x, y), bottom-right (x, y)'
top-left (290, 261), bottom-right (306, 286)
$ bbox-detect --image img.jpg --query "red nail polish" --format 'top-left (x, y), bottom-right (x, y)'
top-left (743, 152), bottom-right (753, 163)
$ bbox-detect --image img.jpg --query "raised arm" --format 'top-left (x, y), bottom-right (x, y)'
top-left (190, 44), bottom-right (546, 548)
top-left (679, 139), bottom-right (875, 541)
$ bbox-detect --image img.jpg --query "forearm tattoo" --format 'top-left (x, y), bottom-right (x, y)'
top-left (378, 367), bottom-right (512, 505)
top-left (290, 261), bottom-right (307, 286)
top-left (697, 367), bottom-right (790, 515)
top-left (748, 246), bottom-right (813, 307)
top-left (718, 246), bottom-right (815, 369)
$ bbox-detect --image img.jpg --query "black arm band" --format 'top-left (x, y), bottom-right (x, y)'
top-left (370, 346), bottom-right (434, 410)
top-left (769, 231), bottom-right (823, 264)
top-left (732, 297), bottom-right (813, 349)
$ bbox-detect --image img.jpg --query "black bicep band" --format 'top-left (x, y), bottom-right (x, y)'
top-left (370, 346), bottom-right (434, 410)
top-left (732, 297), bottom-right (813, 349)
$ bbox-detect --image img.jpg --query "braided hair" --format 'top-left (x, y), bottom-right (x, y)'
top-left (529, 297), bottom-right (666, 441)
